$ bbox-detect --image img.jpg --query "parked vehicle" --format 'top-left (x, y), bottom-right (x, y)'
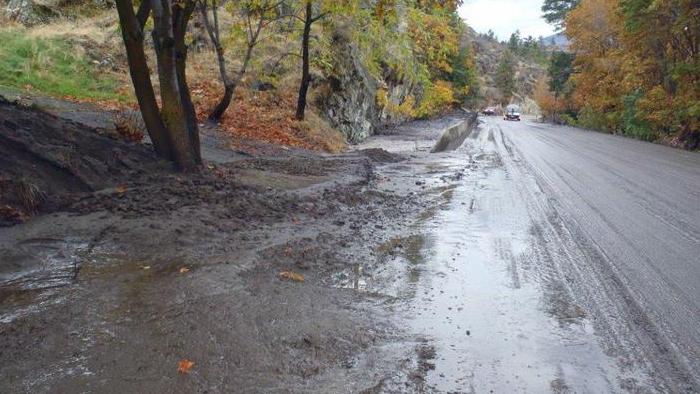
top-left (504, 105), bottom-right (521, 121)
top-left (482, 107), bottom-right (496, 116)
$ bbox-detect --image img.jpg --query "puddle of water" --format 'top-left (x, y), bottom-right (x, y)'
top-left (376, 234), bottom-right (429, 265)
top-left (1, 239), bottom-right (88, 289)
top-left (330, 234), bottom-right (435, 298)
top-left (0, 239), bottom-right (88, 323)
top-left (332, 264), bottom-right (369, 291)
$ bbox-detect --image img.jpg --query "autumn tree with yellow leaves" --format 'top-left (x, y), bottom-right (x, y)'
top-left (537, 0), bottom-right (699, 148)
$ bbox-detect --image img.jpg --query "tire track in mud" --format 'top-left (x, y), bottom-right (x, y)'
top-left (477, 126), bottom-right (625, 389)
top-left (493, 121), bottom-right (698, 392)
top-left (494, 127), bottom-right (645, 376)
top-left (530, 127), bottom-right (698, 246)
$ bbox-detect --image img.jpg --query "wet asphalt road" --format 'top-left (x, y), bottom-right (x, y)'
top-left (500, 117), bottom-right (700, 383)
top-left (371, 116), bottom-right (700, 391)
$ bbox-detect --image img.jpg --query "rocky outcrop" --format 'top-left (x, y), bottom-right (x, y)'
top-left (317, 33), bottom-right (416, 143)
top-left (4, 0), bottom-right (61, 25)
top-left (3, 0), bottom-right (113, 25)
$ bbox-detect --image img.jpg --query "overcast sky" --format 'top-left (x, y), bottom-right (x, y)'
top-left (458, 0), bottom-right (556, 41)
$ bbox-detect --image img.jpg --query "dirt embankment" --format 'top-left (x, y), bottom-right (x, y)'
top-left (0, 97), bottom-right (472, 392)
top-left (0, 96), bottom-right (163, 225)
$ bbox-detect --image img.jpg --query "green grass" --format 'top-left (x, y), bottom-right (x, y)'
top-left (0, 29), bottom-right (125, 101)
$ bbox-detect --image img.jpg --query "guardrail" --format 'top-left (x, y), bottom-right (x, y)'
top-left (431, 110), bottom-right (478, 153)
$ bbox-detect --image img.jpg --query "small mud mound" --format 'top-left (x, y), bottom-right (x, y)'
top-left (0, 96), bottom-right (162, 224)
top-left (359, 148), bottom-right (405, 163)
top-left (68, 167), bottom-right (305, 225)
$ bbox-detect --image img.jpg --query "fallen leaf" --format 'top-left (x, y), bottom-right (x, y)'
top-left (279, 271), bottom-right (305, 282)
top-left (178, 359), bottom-right (194, 374)
top-left (179, 267), bottom-right (190, 274)
top-left (115, 185), bottom-right (128, 194)
top-left (142, 266), bottom-right (151, 270)
top-left (284, 247), bottom-right (293, 256)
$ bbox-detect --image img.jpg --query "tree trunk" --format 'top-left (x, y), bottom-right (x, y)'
top-left (115, 0), bottom-right (173, 160)
top-left (295, 0), bottom-right (312, 121)
top-left (208, 84), bottom-right (235, 122)
top-left (199, 1), bottom-right (234, 123)
top-left (173, 2), bottom-right (202, 163)
top-left (207, 41), bottom-right (256, 121)
top-left (151, 0), bottom-right (199, 171)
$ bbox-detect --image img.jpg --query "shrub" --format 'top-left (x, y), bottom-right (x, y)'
top-left (113, 111), bottom-right (146, 143)
top-left (622, 90), bottom-right (654, 141)
top-left (416, 80), bottom-right (456, 118)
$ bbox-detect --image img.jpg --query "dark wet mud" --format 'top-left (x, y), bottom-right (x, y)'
top-left (0, 105), bottom-right (471, 392)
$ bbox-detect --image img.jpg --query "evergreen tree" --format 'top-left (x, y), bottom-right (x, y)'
top-left (542, 0), bottom-right (579, 30)
top-left (508, 30), bottom-right (521, 52)
top-left (547, 51), bottom-right (574, 97)
top-left (495, 50), bottom-right (516, 103)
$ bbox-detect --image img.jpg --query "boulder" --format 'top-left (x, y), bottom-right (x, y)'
top-left (3, 0), bottom-right (114, 25)
top-left (4, 0), bottom-right (61, 25)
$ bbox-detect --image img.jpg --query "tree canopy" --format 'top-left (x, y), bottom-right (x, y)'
top-left (536, 0), bottom-right (699, 147)
top-left (541, 0), bottom-right (580, 30)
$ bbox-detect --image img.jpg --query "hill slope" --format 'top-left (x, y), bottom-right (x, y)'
top-left (463, 27), bottom-right (547, 112)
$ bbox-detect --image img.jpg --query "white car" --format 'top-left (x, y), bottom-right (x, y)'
top-left (504, 105), bottom-right (521, 121)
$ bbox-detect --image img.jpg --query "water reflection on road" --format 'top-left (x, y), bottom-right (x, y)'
top-left (374, 120), bottom-right (650, 392)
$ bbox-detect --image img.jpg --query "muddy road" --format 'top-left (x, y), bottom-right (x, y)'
top-left (1, 107), bottom-right (699, 393)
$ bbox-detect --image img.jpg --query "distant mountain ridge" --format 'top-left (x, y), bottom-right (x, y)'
top-left (541, 33), bottom-right (570, 50)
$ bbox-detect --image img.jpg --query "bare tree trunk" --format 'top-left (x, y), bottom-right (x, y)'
top-left (199, 0), bottom-right (235, 123)
top-left (207, 42), bottom-right (255, 122)
top-left (115, 0), bottom-right (173, 160)
top-left (151, 0), bottom-right (199, 171)
top-left (173, 2), bottom-right (202, 163)
top-left (295, 0), bottom-right (312, 121)
top-left (200, 1), bottom-right (266, 123)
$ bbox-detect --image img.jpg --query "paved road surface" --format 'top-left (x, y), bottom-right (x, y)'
top-left (377, 116), bottom-right (700, 392)
top-left (502, 117), bottom-right (700, 383)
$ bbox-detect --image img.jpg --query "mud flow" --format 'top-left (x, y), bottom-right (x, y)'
top-left (2, 107), bottom-right (697, 392)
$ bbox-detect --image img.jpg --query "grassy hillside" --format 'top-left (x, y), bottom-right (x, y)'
top-left (0, 24), bottom-right (127, 102)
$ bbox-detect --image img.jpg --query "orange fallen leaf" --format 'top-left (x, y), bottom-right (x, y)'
top-left (178, 359), bottom-right (194, 374)
top-left (115, 185), bottom-right (128, 194)
top-left (179, 267), bottom-right (190, 274)
top-left (279, 271), bottom-right (305, 282)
